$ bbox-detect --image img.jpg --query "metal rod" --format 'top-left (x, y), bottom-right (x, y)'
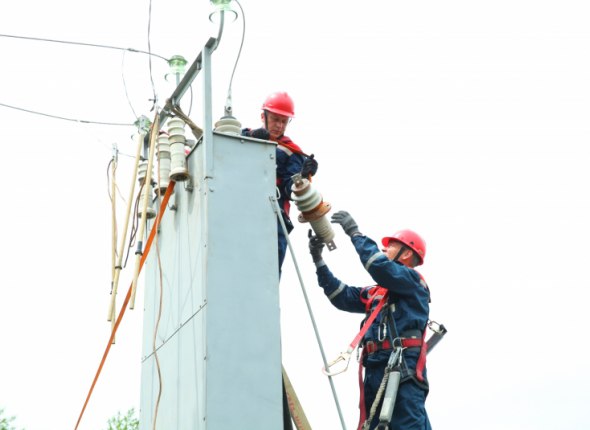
top-left (271, 196), bottom-right (348, 430)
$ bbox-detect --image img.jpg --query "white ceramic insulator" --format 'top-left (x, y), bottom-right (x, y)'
top-left (157, 135), bottom-right (171, 191)
top-left (157, 134), bottom-right (171, 158)
top-left (137, 160), bottom-right (152, 185)
top-left (167, 118), bottom-right (189, 181)
top-left (292, 182), bottom-right (323, 213)
top-left (158, 158), bottom-right (171, 191)
top-left (138, 185), bottom-right (156, 219)
top-left (170, 142), bottom-right (188, 180)
top-left (310, 216), bottom-right (335, 245)
top-left (214, 116), bottom-right (242, 135)
top-left (167, 118), bottom-right (186, 140)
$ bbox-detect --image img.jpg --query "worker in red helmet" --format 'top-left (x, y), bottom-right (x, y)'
top-left (243, 92), bottom-right (319, 430)
top-left (242, 91), bottom-right (319, 273)
top-left (308, 211), bottom-right (432, 430)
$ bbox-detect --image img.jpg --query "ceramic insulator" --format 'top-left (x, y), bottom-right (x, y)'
top-left (291, 175), bottom-right (337, 250)
top-left (157, 134), bottom-right (171, 192)
top-left (138, 185), bottom-right (156, 219)
top-left (214, 116), bottom-right (242, 135)
top-left (167, 118), bottom-right (189, 181)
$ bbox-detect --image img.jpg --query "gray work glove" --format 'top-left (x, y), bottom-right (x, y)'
top-left (308, 229), bottom-right (325, 263)
top-left (331, 210), bottom-right (361, 237)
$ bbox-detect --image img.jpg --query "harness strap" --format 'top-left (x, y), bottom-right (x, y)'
top-left (350, 292), bottom-right (388, 352)
top-left (357, 348), bottom-right (367, 430)
top-left (363, 338), bottom-right (429, 383)
top-left (363, 338), bottom-right (422, 354)
top-left (415, 329), bottom-right (428, 382)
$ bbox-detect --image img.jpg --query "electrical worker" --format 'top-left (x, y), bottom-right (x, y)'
top-left (309, 210), bottom-right (432, 430)
top-left (242, 91), bottom-right (318, 273)
top-left (243, 91), bottom-right (318, 430)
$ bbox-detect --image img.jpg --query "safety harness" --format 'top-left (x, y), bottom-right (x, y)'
top-left (359, 286), bottom-right (428, 379)
top-left (355, 283), bottom-right (444, 430)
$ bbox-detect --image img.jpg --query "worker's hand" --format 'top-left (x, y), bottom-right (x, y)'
top-left (248, 128), bottom-right (270, 140)
top-left (300, 154), bottom-right (318, 178)
top-left (331, 210), bottom-right (361, 237)
top-left (308, 229), bottom-right (325, 263)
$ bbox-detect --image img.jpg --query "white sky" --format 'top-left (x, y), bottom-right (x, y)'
top-left (1, 1), bottom-right (589, 429)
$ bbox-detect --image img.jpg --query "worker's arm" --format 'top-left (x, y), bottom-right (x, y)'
top-left (308, 231), bottom-right (364, 313)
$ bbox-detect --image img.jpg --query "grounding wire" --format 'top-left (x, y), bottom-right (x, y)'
top-left (271, 196), bottom-right (348, 430)
top-left (0, 33), bottom-right (169, 61)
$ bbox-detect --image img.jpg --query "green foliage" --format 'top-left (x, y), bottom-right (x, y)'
top-left (106, 408), bottom-right (139, 430)
top-left (0, 408), bottom-right (20, 430)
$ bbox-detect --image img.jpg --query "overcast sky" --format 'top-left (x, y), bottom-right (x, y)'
top-left (1, 1), bottom-right (589, 429)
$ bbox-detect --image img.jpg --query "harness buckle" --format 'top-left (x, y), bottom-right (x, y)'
top-left (377, 322), bottom-right (387, 342)
top-left (428, 319), bottom-right (445, 334)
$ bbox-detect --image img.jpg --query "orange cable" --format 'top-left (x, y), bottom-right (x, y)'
top-left (74, 181), bottom-right (176, 430)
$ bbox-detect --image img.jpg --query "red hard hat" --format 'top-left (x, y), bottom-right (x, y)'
top-left (381, 229), bottom-right (426, 266)
top-left (262, 92), bottom-right (295, 118)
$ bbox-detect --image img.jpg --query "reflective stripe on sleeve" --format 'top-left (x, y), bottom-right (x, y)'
top-left (277, 145), bottom-right (293, 156)
top-left (328, 282), bottom-right (345, 300)
top-left (364, 252), bottom-right (384, 271)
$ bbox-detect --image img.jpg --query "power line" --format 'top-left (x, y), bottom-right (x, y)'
top-left (0, 101), bottom-right (134, 126)
top-left (0, 33), bottom-right (169, 62)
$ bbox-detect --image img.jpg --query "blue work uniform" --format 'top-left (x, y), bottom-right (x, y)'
top-left (316, 235), bottom-right (432, 430)
top-left (242, 128), bottom-right (306, 273)
top-left (274, 136), bottom-right (305, 272)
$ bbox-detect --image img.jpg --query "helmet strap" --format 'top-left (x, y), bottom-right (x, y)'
top-left (394, 245), bottom-right (407, 263)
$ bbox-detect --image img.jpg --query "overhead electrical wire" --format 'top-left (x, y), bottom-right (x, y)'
top-left (0, 33), bottom-right (169, 61)
top-left (0, 32), bottom-right (170, 126)
top-left (0, 101), bottom-right (134, 126)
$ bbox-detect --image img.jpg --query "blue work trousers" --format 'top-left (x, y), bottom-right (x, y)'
top-left (363, 366), bottom-right (431, 430)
